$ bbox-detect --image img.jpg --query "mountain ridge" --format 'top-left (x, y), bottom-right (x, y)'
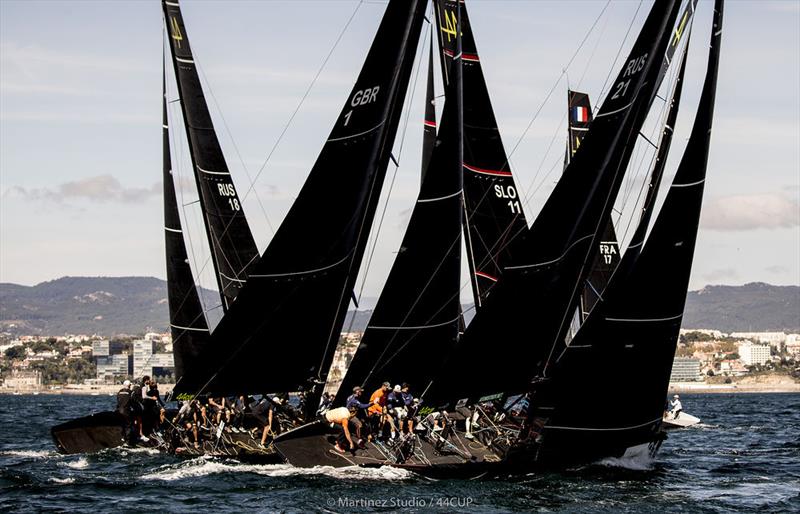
top-left (0, 277), bottom-right (797, 336)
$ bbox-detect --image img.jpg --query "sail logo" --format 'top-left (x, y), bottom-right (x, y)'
top-left (440, 9), bottom-right (460, 43)
top-left (170, 17), bottom-right (183, 49)
top-left (673, 12), bottom-right (689, 48)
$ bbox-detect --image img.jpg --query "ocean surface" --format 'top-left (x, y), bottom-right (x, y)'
top-left (1, 393), bottom-right (798, 513)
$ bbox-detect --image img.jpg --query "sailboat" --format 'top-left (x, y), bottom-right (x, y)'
top-left (53, 0), bottom-right (722, 477)
top-left (274, 0), bottom-right (722, 475)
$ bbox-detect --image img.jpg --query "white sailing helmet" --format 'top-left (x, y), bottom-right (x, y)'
top-left (123, 380), bottom-right (131, 387)
top-left (673, 394), bottom-right (679, 399)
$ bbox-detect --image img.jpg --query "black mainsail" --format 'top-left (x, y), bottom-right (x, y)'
top-left (530, 0), bottom-right (722, 460)
top-left (426, 0), bottom-right (682, 406)
top-left (334, 7), bottom-right (464, 404)
top-left (163, 61), bottom-right (210, 381)
top-left (435, 0), bottom-right (529, 307)
top-left (174, 0), bottom-right (427, 398)
top-left (162, 0), bottom-right (260, 310)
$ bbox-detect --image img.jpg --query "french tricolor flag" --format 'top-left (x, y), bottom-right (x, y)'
top-left (572, 106), bottom-right (589, 123)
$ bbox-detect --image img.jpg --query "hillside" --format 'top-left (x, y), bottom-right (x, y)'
top-left (683, 282), bottom-right (799, 333)
top-left (0, 276), bottom-right (219, 336)
top-left (0, 277), bottom-right (797, 336)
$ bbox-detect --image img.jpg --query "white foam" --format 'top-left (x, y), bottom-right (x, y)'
top-left (0, 449), bottom-right (54, 459)
top-left (49, 477), bottom-right (76, 484)
top-left (142, 457), bottom-right (412, 482)
top-left (596, 443), bottom-right (655, 471)
top-left (64, 457), bottom-right (89, 469)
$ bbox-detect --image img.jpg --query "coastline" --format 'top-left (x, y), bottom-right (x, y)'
top-left (1, 382), bottom-right (799, 395)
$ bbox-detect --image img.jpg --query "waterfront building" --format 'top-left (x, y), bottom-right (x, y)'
top-left (670, 357), bottom-right (702, 382)
top-left (731, 332), bottom-right (787, 351)
top-left (738, 341), bottom-right (771, 366)
top-left (133, 339), bottom-right (174, 380)
top-left (1, 369), bottom-right (43, 389)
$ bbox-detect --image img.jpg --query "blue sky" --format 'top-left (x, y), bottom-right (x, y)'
top-left (1, 0), bottom-right (798, 301)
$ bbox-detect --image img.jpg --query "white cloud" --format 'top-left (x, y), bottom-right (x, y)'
top-left (701, 193), bottom-right (800, 231)
top-left (11, 175), bottom-right (159, 204)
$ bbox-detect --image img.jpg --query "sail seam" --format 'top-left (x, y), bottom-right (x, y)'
top-left (170, 323), bottom-right (210, 332)
top-left (505, 234), bottom-right (593, 270)
top-left (367, 315), bottom-right (461, 331)
top-left (196, 165), bottom-right (230, 176)
top-left (219, 272), bottom-right (246, 283)
top-left (250, 252), bottom-right (351, 279)
top-left (417, 189), bottom-right (462, 203)
top-left (327, 119), bottom-right (386, 142)
top-left (671, 178), bottom-right (705, 188)
top-left (462, 162), bottom-right (512, 177)
top-left (595, 99), bottom-right (634, 118)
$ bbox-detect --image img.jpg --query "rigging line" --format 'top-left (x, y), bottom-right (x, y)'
top-left (594, 1), bottom-right (643, 111)
top-left (170, 1), bottom-right (365, 299)
top-left (619, 22), bottom-right (693, 249)
top-left (193, 57), bottom-right (275, 235)
top-left (521, 112), bottom-right (568, 209)
top-left (165, 33), bottom-right (215, 326)
top-left (576, 2), bottom-right (612, 91)
top-left (318, 4), bottom-right (427, 380)
top-left (344, 20), bottom-right (431, 336)
top-left (504, 0), bottom-right (611, 165)
top-left (242, 1), bottom-right (364, 206)
top-left (352, 21), bottom-right (430, 311)
top-left (361, 231), bottom-right (463, 383)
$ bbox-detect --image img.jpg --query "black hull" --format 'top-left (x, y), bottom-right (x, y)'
top-left (273, 420), bottom-right (667, 479)
top-left (51, 411), bottom-right (282, 463)
top-left (51, 411), bottom-right (127, 454)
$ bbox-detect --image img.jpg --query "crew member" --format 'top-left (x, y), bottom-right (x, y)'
top-left (670, 394), bottom-right (682, 419)
top-left (325, 406), bottom-right (357, 454)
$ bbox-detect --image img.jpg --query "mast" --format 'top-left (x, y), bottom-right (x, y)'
top-left (162, 0), bottom-right (260, 311)
top-left (530, 0), bottom-right (723, 451)
top-left (334, 3), bottom-right (464, 405)
top-left (174, 0), bottom-right (427, 398)
top-left (578, 0), bottom-right (697, 318)
top-left (162, 56), bottom-right (210, 383)
top-left (421, 31), bottom-right (437, 183)
top-left (564, 91), bottom-right (621, 318)
top-left (426, 0), bottom-right (683, 407)
top-left (434, 0), bottom-right (529, 307)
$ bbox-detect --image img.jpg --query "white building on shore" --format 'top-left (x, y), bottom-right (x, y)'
top-left (738, 341), bottom-right (771, 366)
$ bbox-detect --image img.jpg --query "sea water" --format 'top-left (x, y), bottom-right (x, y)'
top-left (1, 393), bottom-right (798, 512)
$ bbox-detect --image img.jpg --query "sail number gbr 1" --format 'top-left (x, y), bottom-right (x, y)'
top-left (343, 86), bottom-right (381, 126)
top-left (495, 184), bottom-right (521, 214)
